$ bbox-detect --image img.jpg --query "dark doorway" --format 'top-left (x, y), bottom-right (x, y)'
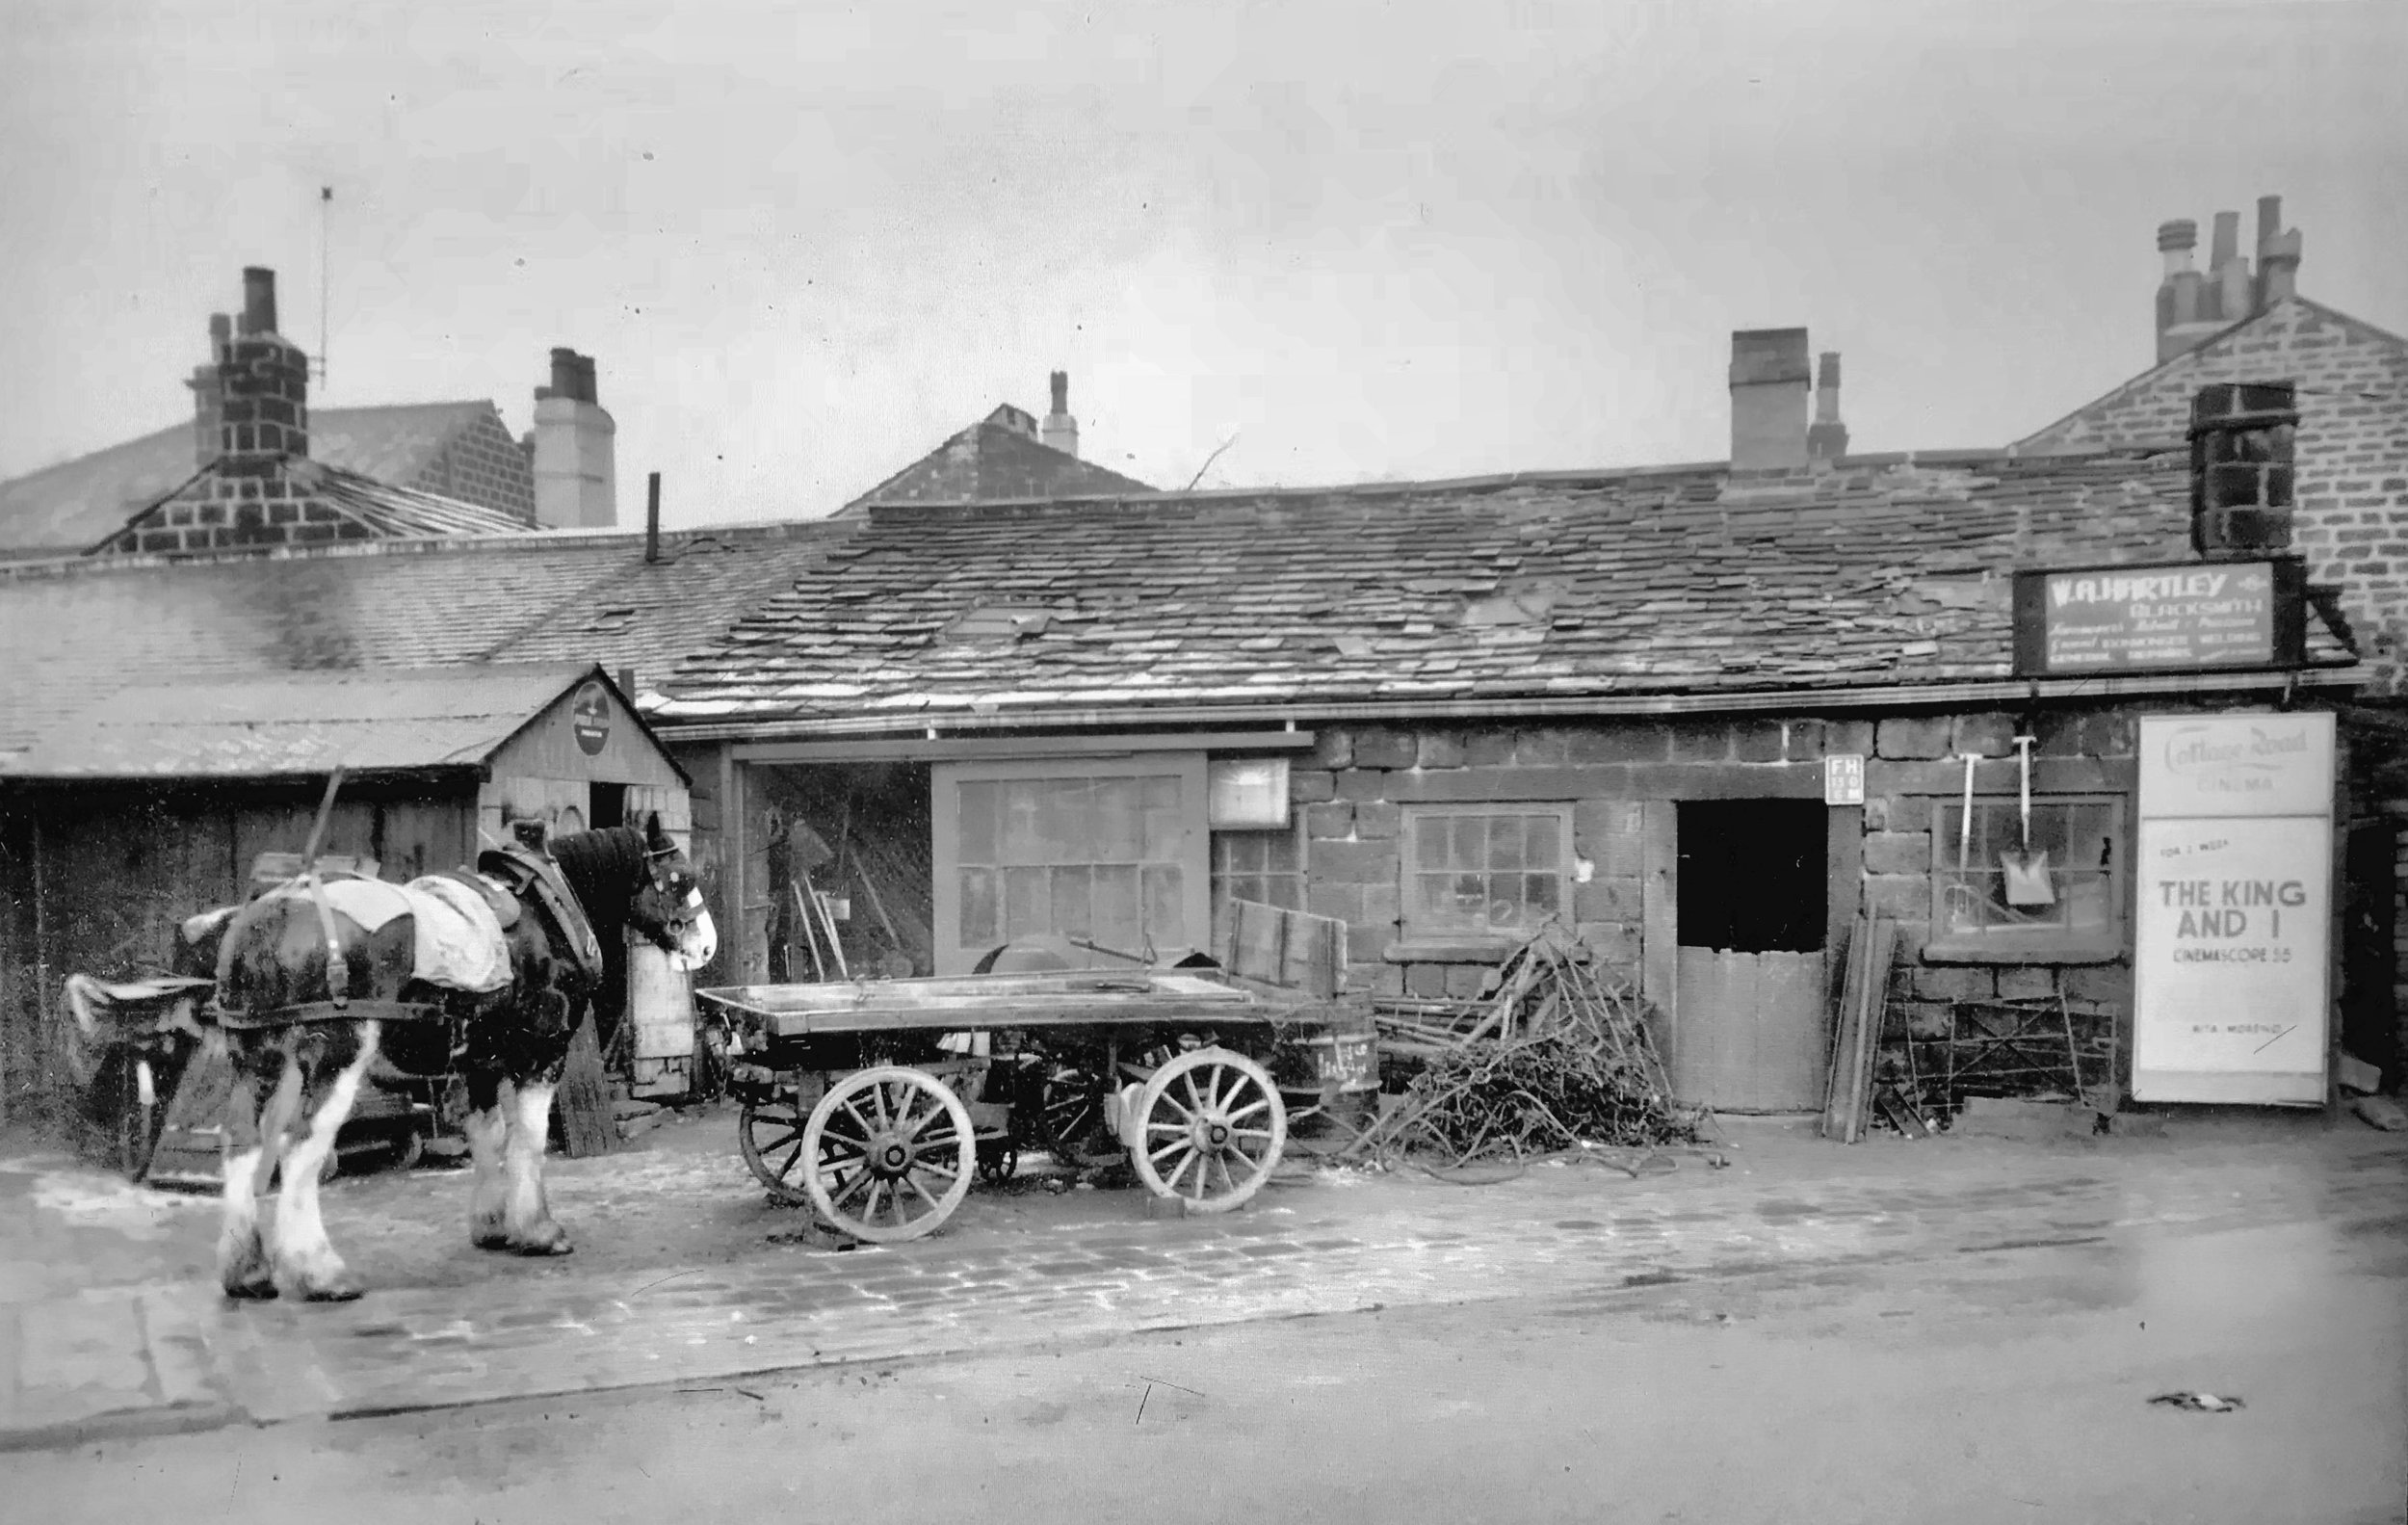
top-left (1677, 800), bottom-right (1827, 953)
top-left (590, 782), bottom-right (628, 831)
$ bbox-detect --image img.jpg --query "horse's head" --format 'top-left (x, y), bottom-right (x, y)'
top-left (628, 813), bottom-right (718, 970)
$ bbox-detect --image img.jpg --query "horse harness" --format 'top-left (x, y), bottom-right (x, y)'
top-left (211, 847), bottom-right (608, 1034)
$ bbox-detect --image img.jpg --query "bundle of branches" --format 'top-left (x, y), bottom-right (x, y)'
top-left (1344, 924), bottom-right (1704, 1168)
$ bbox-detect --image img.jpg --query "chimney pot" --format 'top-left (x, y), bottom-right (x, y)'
top-left (2209, 211), bottom-right (2239, 274)
top-left (240, 267), bottom-right (277, 336)
top-left (2253, 195), bottom-right (2301, 311)
top-left (2256, 195), bottom-right (2284, 250)
top-left (1041, 369), bottom-right (1079, 458)
top-left (549, 347), bottom-right (581, 399)
top-left (533, 348), bottom-right (617, 528)
top-left (1807, 351), bottom-right (1849, 462)
top-left (1728, 328), bottom-right (1812, 470)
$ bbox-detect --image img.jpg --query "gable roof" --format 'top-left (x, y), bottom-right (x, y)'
top-left (2016, 296), bottom-right (2408, 453)
top-left (0, 522), bottom-right (851, 761)
top-left (0, 400), bottom-right (525, 556)
top-left (7, 662), bottom-right (620, 780)
top-left (840, 419), bottom-right (1157, 515)
top-left (83, 455), bottom-right (533, 556)
top-left (652, 448), bottom-right (2357, 733)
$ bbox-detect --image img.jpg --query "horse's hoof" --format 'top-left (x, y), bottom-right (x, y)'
top-left (471, 1230), bottom-right (512, 1251)
top-left (510, 1223), bottom-right (574, 1257)
top-left (222, 1275), bottom-right (278, 1301)
top-left (301, 1279), bottom-right (365, 1303)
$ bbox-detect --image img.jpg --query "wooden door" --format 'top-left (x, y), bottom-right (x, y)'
top-left (1670, 947), bottom-right (1830, 1111)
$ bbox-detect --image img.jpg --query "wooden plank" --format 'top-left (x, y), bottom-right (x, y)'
top-left (554, 1012), bottom-right (617, 1158)
top-left (1639, 801), bottom-right (1679, 1074)
top-left (1844, 919), bottom-right (1898, 1144)
top-left (1821, 916), bottom-right (1869, 1140)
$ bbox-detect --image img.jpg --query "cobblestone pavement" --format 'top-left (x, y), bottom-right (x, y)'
top-left (5, 1111), bottom-right (2402, 1447)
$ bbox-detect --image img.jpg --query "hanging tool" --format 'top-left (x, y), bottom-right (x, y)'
top-left (789, 881), bottom-right (827, 982)
top-left (1947, 752), bottom-right (1985, 931)
top-left (2002, 734), bottom-right (2055, 906)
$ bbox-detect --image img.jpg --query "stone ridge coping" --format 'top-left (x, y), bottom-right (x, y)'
top-left (859, 445), bottom-right (2161, 525)
top-left (0, 517), bottom-right (857, 584)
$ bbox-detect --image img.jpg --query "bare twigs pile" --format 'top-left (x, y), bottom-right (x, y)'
top-left (1351, 925), bottom-right (1704, 1169)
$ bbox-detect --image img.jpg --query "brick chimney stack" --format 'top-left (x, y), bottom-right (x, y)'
top-left (1806, 351), bottom-right (1849, 462)
top-left (186, 312), bottom-right (233, 467)
top-left (1041, 370), bottom-right (1079, 458)
top-left (531, 346), bottom-right (616, 529)
top-left (2255, 195), bottom-right (2301, 309)
top-left (216, 267), bottom-right (310, 471)
top-left (1728, 329), bottom-right (1811, 470)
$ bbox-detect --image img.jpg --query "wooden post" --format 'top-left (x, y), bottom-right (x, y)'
top-left (1640, 800), bottom-right (1679, 1080)
top-left (720, 744), bottom-right (752, 986)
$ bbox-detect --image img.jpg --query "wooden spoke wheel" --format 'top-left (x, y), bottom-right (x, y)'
top-left (802, 1066), bottom-right (975, 1243)
top-left (738, 1095), bottom-right (814, 1204)
top-left (1035, 1060), bottom-right (1108, 1161)
top-left (1132, 1048), bottom-right (1286, 1214)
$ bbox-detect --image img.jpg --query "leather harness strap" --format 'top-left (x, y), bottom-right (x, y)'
top-left (476, 844), bottom-right (606, 985)
top-left (215, 999), bottom-right (446, 1030)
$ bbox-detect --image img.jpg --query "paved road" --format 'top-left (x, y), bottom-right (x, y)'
top-left (10, 1144), bottom-right (2407, 1524)
top-left (5, 1107), bottom-right (2402, 1462)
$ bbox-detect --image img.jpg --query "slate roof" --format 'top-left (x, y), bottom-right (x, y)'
top-left (0, 523), bottom-right (851, 761)
top-left (840, 420), bottom-right (1157, 515)
top-left (651, 447), bottom-right (2358, 729)
top-left (0, 401), bottom-right (524, 556)
top-left (8, 663), bottom-right (608, 780)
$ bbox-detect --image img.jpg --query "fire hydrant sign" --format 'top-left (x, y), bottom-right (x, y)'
top-left (2133, 712), bottom-right (2334, 1105)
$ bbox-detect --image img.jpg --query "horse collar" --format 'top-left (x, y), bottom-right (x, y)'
top-left (477, 845), bottom-right (606, 983)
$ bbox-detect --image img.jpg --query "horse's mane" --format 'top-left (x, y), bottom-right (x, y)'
top-left (547, 825), bottom-right (649, 1034)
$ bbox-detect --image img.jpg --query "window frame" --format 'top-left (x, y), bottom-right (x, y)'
top-left (929, 753), bottom-right (1211, 975)
top-left (1211, 813), bottom-right (1308, 922)
top-left (1397, 802), bottom-right (1576, 945)
top-left (1923, 791), bottom-right (2129, 964)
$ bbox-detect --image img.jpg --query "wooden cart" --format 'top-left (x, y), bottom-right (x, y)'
top-left (696, 971), bottom-right (1362, 1243)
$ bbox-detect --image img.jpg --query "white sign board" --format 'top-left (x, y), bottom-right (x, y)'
top-left (2133, 712), bottom-right (2334, 1105)
top-left (1823, 753), bottom-right (1866, 806)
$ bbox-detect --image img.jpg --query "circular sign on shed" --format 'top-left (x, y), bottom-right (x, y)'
top-left (571, 680), bottom-right (612, 756)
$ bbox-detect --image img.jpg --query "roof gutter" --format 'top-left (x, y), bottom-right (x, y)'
top-left (652, 664), bottom-right (2361, 745)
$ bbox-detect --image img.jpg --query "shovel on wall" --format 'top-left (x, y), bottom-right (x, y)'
top-left (2000, 734), bottom-right (2055, 907)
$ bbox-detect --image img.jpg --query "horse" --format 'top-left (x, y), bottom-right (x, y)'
top-left (192, 815), bottom-right (716, 1301)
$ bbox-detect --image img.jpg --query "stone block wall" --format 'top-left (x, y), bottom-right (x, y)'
top-left (1296, 707), bottom-right (2145, 1098)
top-left (407, 408), bottom-right (537, 525)
top-left (121, 472), bottom-right (377, 555)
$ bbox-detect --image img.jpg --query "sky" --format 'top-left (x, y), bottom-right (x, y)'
top-left (0, 0), bottom-right (2402, 529)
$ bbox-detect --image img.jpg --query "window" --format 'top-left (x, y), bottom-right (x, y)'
top-left (1927, 795), bottom-right (2124, 960)
top-left (1213, 820), bottom-right (1305, 916)
top-left (931, 756), bottom-right (1209, 973)
top-left (1400, 804), bottom-right (1572, 940)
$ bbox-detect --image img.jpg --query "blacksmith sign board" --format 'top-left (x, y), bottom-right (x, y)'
top-left (2012, 558), bottom-right (2307, 677)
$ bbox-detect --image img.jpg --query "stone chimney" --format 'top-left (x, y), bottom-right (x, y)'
top-left (1806, 351), bottom-right (1849, 462)
top-left (2155, 197), bottom-right (2302, 361)
top-left (2255, 195), bottom-right (2301, 310)
top-left (1728, 329), bottom-right (1811, 470)
top-left (215, 267), bottom-right (311, 474)
top-left (2189, 381), bottom-right (2297, 558)
top-left (531, 347), bottom-right (616, 529)
top-left (1041, 370), bottom-right (1079, 458)
top-left (186, 312), bottom-right (232, 467)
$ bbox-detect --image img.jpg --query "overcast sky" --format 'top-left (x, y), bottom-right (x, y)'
top-left (1, 0), bottom-right (2401, 527)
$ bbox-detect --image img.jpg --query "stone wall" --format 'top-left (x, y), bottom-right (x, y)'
top-left (406, 407), bottom-right (537, 525)
top-left (1297, 709), bottom-right (2146, 1097)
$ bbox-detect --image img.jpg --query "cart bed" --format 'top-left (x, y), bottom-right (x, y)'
top-left (696, 971), bottom-right (1279, 1039)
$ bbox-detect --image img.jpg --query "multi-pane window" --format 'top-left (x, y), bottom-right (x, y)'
top-left (1928, 796), bottom-right (2123, 959)
top-left (932, 757), bottom-right (1208, 973)
top-left (1213, 824), bottom-right (1304, 914)
top-left (1401, 804), bottom-right (1571, 939)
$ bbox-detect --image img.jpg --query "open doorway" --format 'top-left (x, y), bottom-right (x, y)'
top-left (1672, 800), bottom-right (1831, 1111)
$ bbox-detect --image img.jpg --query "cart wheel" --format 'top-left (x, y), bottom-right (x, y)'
top-left (802, 1066), bottom-right (975, 1244)
top-left (1036, 1061), bottom-right (1107, 1160)
top-left (393, 1127), bottom-right (426, 1173)
top-left (1132, 1048), bottom-right (1286, 1214)
top-left (977, 1138), bottom-right (1019, 1186)
top-left (738, 1097), bottom-right (814, 1204)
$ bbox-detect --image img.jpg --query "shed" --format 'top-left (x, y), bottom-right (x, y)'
top-left (0, 662), bottom-right (690, 1119)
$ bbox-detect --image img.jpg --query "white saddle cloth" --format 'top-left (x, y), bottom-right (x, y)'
top-left (269, 877), bottom-right (512, 994)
